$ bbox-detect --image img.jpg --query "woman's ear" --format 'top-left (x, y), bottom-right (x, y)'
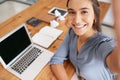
top-left (93, 15), bottom-right (97, 23)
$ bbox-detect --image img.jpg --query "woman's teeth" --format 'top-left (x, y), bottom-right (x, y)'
top-left (74, 24), bottom-right (86, 29)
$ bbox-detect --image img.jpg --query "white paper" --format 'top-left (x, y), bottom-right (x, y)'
top-left (54, 9), bottom-right (65, 21)
top-left (55, 9), bottom-right (61, 17)
top-left (58, 16), bottom-right (65, 20)
top-left (50, 20), bottom-right (59, 28)
top-left (32, 26), bottom-right (63, 48)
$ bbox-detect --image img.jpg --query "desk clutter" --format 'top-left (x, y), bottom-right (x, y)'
top-left (31, 7), bottom-right (67, 48)
top-left (49, 7), bottom-right (67, 28)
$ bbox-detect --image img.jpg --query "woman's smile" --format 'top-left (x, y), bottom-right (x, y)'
top-left (73, 24), bottom-right (87, 30)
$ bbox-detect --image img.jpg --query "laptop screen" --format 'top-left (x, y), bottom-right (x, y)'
top-left (0, 26), bottom-right (31, 65)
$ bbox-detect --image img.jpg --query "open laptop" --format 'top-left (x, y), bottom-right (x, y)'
top-left (0, 24), bottom-right (54, 80)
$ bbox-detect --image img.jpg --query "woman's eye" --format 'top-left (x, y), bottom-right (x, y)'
top-left (81, 11), bottom-right (88, 15)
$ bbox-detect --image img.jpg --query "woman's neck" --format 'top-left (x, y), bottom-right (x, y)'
top-left (77, 30), bottom-right (97, 53)
top-left (78, 30), bottom-right (97, 44)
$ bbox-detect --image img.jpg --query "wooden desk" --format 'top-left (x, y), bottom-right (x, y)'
top-left (0, 0), bottom-right (110, 80)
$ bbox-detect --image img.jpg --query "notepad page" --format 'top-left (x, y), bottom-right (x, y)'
top-left (32, 26), bottom-right (63, 48)
top-left (39, 26), bottom-right (63, 39)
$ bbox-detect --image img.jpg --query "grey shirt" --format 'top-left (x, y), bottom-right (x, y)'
top-left (50, 28), bottom-right (116, 80)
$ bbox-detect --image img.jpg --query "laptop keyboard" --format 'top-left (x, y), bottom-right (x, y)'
top-left (11, 47), bottom-right (43, 74)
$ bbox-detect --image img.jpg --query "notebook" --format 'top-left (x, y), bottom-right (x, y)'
top-left (32, 26), bottom-right (63, 48)
top-left (0, 24), bottom-right (54, 80)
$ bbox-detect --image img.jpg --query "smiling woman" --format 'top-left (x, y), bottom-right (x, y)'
top-left (67, 0), bottom-right (98, 37)
top-left (50, 0), bottom-right (119, 80)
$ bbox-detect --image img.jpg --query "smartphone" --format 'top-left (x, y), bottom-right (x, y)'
top-left (26, 17), bottom-right (42, 27)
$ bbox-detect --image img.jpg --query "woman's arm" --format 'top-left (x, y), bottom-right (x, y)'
top-left (106, 0), bottom-right (120, 79)
top-left (50, 64), bottom-right (70, 80)
top-left (50, 30), bottom-right (71, 80)
top-left (106, 50), bottom-right (120, 79)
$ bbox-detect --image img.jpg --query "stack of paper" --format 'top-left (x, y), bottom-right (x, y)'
top-left (32, 26), bottom-right (63, 48)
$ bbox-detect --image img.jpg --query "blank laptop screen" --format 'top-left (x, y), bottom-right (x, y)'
top-left (0, 26), bottom-right (31, 65)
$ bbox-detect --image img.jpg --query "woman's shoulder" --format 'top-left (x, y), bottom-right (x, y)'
top-left (91, 32), bottom-right (114, 42)
top-left (87, 32), bottom-right (115, 48)
top-left (96, 32), bottom-right (115, 43)
top-left (94, 32), bottom-right (116, 50)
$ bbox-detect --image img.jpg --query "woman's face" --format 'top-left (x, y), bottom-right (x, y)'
top-left (67, 0), bottom-right (96, 36)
